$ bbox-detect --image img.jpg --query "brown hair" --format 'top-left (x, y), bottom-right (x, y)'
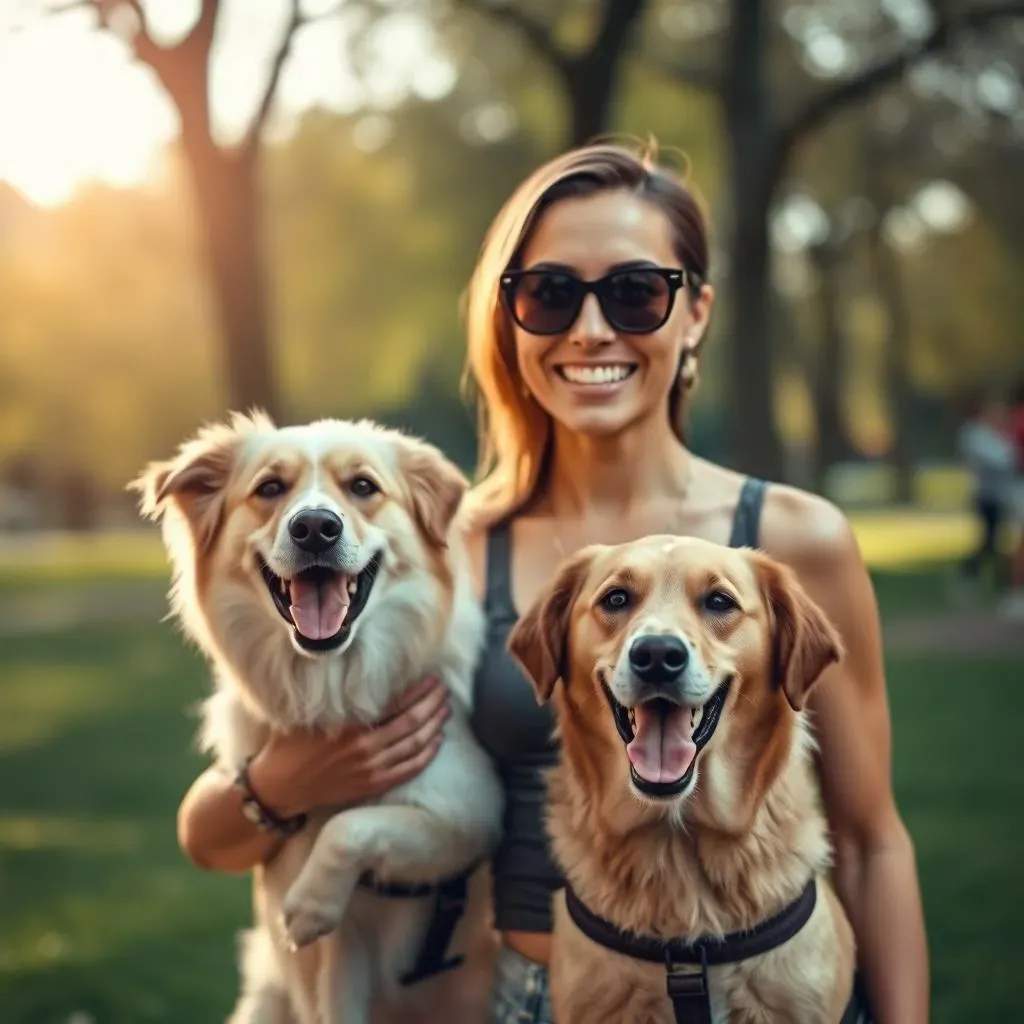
top-left (461, 139), bottom-right (711, 527)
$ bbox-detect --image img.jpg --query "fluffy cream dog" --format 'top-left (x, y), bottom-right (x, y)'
top-left (508, 535), bottom-right (856, 1024)
top-left (134, 412), bottom-right (503, 1024)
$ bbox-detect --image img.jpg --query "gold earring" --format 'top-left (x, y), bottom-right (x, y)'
top-left (679, 349), bottom-right (699, 389)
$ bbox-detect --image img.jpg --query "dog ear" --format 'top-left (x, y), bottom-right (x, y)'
top-left (128, 423), bottom-right (241, 551)
top-left (507, 547), bottom-right (595, 704)
top-left (398, 437), bottom-right (468, 548)
top-left (754, 554), bottom-right (844, 711)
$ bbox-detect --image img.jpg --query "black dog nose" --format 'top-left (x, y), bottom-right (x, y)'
top-left (628, 634), bottom-right (689, 684)
top-left (288, 508), bottom-right (343, 554)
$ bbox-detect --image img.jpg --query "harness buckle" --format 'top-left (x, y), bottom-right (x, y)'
top-left (665, 946), bottom-right (712, 1024)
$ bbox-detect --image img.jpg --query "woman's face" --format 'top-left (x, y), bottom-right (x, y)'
top-left (510, 189), bottom-right (712, 440)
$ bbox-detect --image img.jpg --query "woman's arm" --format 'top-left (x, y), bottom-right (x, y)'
top-left (178, 764), bottom-right (285, 873)
top-left (177, 676), bottom-right (451, 874)
top-left (763, 488), bottom-right (929, 1024)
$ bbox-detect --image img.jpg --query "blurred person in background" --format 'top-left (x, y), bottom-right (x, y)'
top-left (175, 141), bottom-right (927, 1024)
top-left (952, 391), bottom-right (1015, 602)
top-left (1000, 380), bottom-right (1024, 620)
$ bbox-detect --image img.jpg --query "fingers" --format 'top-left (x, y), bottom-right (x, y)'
top-left (361, 682), bottom-right (448, 755)
top-left (382, 674), bottom-right (445, 720)
top-left (365, 699), bottom-right (450, 774)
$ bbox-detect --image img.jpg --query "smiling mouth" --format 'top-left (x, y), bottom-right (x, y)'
top-left (600, 679), bottom-right (732, 800)
top-left (556, 363), bottom-right (638, 386)
top-left (258, 553), bottom-right (382, 653)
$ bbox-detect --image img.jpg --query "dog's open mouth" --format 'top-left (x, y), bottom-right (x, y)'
top-left (259, 553), bottom-right (382, 652)
top-left (600, 679), bottom-right (732, 799)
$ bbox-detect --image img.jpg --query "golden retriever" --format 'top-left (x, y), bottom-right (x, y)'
top-left (133, 412), bottom-right (503, 1024)
top-left (507, 535), bottom-right (856, 1024)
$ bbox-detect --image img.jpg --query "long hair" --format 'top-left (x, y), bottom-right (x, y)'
top-left (461, 140), bottom-right (711, 527)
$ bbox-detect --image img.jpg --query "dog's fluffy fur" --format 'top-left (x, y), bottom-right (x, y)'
top-left (508, 535), bottom-right (855, 1024)
top-left (134, 412), bottom-right (503, 1024)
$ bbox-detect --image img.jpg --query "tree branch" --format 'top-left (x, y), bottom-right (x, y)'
top-left (242, 0), bottom-right (346, 155)
top-left (588, 0), bottom-right (646, 68)
top-left (243, 0), bottom-right (301, 153)
top-left (773, 1), bottom-right (1024, 178)
top-left (110, 0), bottom-right (161, 65)
top-left (454, 0), bottom-right (572, 80)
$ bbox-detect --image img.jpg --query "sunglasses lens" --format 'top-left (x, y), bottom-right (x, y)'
top-left (511, 272), bottom-right (582, 334)
top-left (601, 270), bottom-right (672, 332)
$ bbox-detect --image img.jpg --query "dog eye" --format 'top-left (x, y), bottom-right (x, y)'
top-left (254, 478), bottom-right (287, 499)
top-left (599, 587), bottom-right (631, 612)
top-left (349, 476), bottom-right (380, 498)
top-left (704, 590), bottom-right (738, 613)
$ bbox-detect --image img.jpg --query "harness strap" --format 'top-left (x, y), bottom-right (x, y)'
top-left (357, 859), bottom-right (482, 987)
top-left (565, 878), bottom-right (818, 1023)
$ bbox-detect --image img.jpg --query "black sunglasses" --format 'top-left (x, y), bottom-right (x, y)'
top-left (500, 266), bottom-right (695, 336)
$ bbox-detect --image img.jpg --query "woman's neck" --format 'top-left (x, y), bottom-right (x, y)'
top-left (542, 415), bottom-right (692, 519)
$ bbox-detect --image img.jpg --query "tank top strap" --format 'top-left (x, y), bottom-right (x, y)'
top-left (484, 519), bottom-right (518, 618)
top-left (728, 477), bottom-right (769, 549)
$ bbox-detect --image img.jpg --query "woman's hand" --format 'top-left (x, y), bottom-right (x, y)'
top-left (248, 675), bottom-right (451, 818)
top-left (177, 675), bottom-right (450, 873)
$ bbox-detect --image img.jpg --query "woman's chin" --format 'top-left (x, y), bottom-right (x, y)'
top-left (549, 403), bottom-right (648, 439)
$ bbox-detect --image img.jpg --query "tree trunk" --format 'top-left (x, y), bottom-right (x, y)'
top-left (182, 141), bottom-right (279, 419)
top-left (567, 75), bottom-right (615, 148)
top-left (723, 0), bottom-right (784, 480)
top-left (809, 242), bottom-right (855, 493)
top-left (566, 0), bottom-right (647, 148)
top-left (868, 219), bottom-right (915, 505)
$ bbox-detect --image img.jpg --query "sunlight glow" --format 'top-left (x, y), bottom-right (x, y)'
top-left (0, 12), bottom-right (175, 207)
top-left (0, 2), bottom-right (455, 207)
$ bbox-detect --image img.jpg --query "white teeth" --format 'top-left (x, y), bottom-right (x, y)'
top-left (347, 578), bottom-right (358, 596)
top-left (560, 364), bottom-right (633, 385)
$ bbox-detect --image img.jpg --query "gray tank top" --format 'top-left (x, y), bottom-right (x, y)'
top-left (471, 478), bottom-right (769, 933)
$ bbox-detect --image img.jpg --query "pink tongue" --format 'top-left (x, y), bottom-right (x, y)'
top-left (289, 574), bottom-right (352, 640)
top-left (626, 704), bottom-right (697, 784)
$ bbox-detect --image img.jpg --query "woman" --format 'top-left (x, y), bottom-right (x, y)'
top-left (177, 142), bottom-right (928, 1024)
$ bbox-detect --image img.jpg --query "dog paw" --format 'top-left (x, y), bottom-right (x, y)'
top-left (280, 895), bottom-right (341, 950)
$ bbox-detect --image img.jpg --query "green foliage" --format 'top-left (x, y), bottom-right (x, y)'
top-left (0, 1), bottom-right (1021, 504)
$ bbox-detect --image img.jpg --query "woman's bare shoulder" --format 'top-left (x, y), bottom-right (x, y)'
top-left (758, 483), bottom-right (857, 574)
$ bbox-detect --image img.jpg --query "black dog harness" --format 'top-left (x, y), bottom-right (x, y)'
top-left (565, 878), bottom-right (862, 1024)
top-left (357, 859), bottom-right (481, 986)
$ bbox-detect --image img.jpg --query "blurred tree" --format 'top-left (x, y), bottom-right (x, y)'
top-left (39, 0), bottom-right (345, 418)
top-left (371, 0), bottom-right (1024, 477)
top-left (673, 0), bottom-right (1024, 478)
top-left (454, 0), bottom-right (649, 146)
top-left (2, 2), bottom-right (1021, 515)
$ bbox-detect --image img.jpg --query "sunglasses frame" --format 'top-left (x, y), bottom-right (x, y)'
top-left (499, 266), bottom-right (693, 336)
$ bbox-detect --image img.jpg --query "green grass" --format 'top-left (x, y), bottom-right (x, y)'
top-left (0, 624), bottom-right (251, 1023)
top-left (0, 507), bottom-right (986, 590)
top-left (0, 561), bottom-right (1021, 1022)
top-left (887, 655), bottom-right (1024, 1022)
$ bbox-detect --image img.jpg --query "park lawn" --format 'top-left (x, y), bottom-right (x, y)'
top-left (0, 566), bottom-right (1020, 1022)
top-left (0, 624), bottom-right (250, 1023)
top-left (0, 507), bottom-right (982, 591)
